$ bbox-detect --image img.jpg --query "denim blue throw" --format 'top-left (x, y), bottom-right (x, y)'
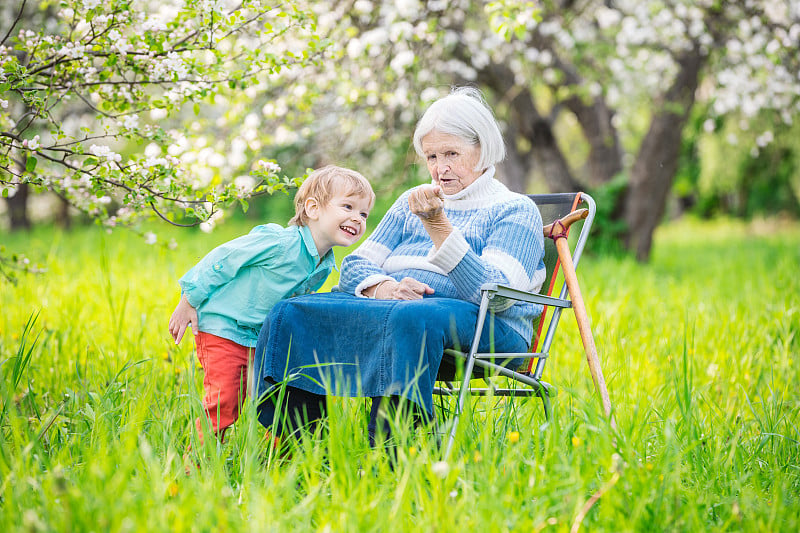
top-left (252, 292), bottom-right (528, 415)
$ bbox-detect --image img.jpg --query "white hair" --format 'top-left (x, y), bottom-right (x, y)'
top-left (412, 86), bottom-right (506, 171)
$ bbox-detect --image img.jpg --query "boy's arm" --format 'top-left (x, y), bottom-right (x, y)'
top-left (179, 225), bottom-right (282, 308)
top-left (168, 294), bottom-right (198, 344)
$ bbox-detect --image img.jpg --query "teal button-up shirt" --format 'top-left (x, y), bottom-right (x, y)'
top-left (179, 224), bottom-right (335, 347)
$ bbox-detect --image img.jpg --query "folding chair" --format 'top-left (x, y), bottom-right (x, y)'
top-left (434, 192), bottom-right (597, 455)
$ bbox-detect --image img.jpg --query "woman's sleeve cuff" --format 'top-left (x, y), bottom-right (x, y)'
top-left (355, 275), bottom-right (395, 297)
top-left (428, 228), bottom-right (470, 273)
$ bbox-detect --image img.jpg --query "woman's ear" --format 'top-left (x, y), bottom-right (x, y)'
top-left (304, 197), bottom-right (320, 221)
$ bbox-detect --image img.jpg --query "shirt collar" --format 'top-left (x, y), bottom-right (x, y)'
top-left (297, 224), bottom-right (338, 271)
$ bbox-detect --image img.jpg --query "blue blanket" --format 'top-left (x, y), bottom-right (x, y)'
top-left (252, 292), bottom-right (527, 415)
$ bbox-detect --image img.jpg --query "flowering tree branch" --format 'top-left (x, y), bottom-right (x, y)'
top-left (1, 0), bottom-right (327, 235)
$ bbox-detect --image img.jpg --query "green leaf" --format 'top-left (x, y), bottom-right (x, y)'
top-left (25, 156), bottom-right (37, 173)
top-left (193, 102), bottom-right (200, 115)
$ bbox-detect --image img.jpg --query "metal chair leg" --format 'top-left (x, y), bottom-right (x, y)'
top-left (444, 294), bottom-right (491, 458)
top-left (540, 390), bottom-right (551, 421)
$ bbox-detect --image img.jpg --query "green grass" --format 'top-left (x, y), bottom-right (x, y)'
top-left (1, 216), bottom-right (799, 531)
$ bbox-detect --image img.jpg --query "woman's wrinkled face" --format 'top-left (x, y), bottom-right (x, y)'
top-left (421, 130), bottom-right (484, 195)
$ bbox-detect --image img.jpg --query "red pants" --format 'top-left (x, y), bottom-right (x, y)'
top-left (193, 332), bottom-right (252, 444)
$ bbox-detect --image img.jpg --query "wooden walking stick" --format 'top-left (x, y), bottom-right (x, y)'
top-left (544, 210), bottom-right (616, 428)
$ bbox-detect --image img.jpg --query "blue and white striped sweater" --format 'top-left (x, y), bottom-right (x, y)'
top-left (339, 167), bottom-right (546, 343)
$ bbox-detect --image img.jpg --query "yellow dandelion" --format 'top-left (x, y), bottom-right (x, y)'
top-left (408, 446), bottom-right (418, 458)
top-left (473, 450), bottom-right (483, 463)
top-left (508, 431), bottom-right (520, 444)
top-left (646, 462), bottom-right (654, 471)
top-left (571, 436), bottom-right (581, 447)
top-left (168, 482), bottom-right (179, 497)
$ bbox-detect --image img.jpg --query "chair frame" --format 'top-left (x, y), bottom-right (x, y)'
top-left (434, 192), bottom-right (596, 455)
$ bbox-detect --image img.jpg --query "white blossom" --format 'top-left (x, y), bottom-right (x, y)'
top-left (23, 135), bottom-right (40, 150)
top-left (431, 461), bottom-right (450, 478)
top-left (234, 175), bottom-right (256, 194)
top-left (152, 52), bottom-right (188, 80)
top-left (394, 0), bottom-right (419, 19)
top-left (120, 114), bottom-right (139, 130)
top-left (144, 232), bottom-right (157, 245)
top-left (145, 143), bottom-right (161, 157)
top-left (420, 87), bottom-right (441, 102)
top-left (755, 131), bottom-right (774, 148)
top-left (390, 49), bottom-right (415, 74)
top-left (257, 160), bottom-right (281, 173)
top-left (89, 144), bottom-right (122, 162)
top-left (143, 157), bottom-right (168, 168)
top-left (353, 0), bottom-right (373, 14)
top-left (142, 18), bottom-right (168, 32)
top-left (59, 42), bottom-right (86, 59)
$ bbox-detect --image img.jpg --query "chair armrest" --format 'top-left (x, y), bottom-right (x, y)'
top-left (480, 283), bottom-right (572, 308)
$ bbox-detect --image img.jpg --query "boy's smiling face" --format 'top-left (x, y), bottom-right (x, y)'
top-left (305, 192), bottom-right (372, 256)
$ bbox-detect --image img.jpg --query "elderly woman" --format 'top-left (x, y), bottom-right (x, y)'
top-left (253, 87), bottom-right (545, 443)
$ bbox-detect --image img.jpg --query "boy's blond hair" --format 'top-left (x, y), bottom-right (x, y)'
top-left (289, 165), bottom-right (375, 226)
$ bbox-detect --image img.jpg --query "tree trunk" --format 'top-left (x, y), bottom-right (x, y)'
top-left (56, 195), bottom-right (72, 229)
top-left (554, 57), bottom-right (623, 186)
top-left (496, 123), bottom-right (530, 192)
top-left (624, 50), bottom-right (704, 261)
top-left (476, 61), bottom-right (582, 192)
top-left (528, 114), bottom-right (582, 192)
top-left (5, 182), bottom-right (31, 231)
top-left (565, 98), bottom-right (623, 186)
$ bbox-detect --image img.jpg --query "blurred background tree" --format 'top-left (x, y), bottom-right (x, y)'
top-left (277, 0), bottom-right (798, 260)
top-left (2, 0), bottom-right (799, 270)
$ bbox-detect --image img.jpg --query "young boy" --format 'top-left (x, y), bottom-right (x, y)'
top-left (169, 165), bottom-right (375, 444)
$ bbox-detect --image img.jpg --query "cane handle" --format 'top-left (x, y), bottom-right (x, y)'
top-left (543, 209), bottom-right (588, 240)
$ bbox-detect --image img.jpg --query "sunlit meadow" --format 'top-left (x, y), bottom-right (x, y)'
top-left (1, 215), bottom-right (798, 531)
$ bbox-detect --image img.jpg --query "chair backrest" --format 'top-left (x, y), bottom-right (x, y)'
top-left (527, 193), bottom-right (594, 376)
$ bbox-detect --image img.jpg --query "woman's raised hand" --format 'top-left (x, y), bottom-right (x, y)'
top-left (375, 277), bottom-right (434, 300)
top-left (408, 185), bottom-right (453, 248)
top-left (408, 184), bottom-right (444, 219)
